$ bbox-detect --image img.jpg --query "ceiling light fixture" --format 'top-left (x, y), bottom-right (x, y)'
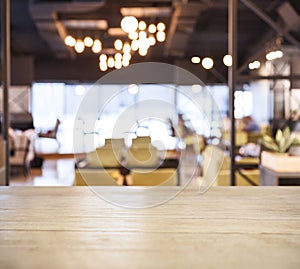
top-left (115, 60), bottom-right (122, 69)
top-left (122, 59), bottom-right (130, 67)
top-left (115, 53), bottom-right (122, 61)
top-left (123, 43), bottom-right (131, 54)
top-left (99, 54), bottom-right (107, 62)
top-left (138, 37), bottom-right (150, 51)
top-left (156, 31), bottom-right (166, 42)
top-left (248, 60), bottom-right (260, 70)
top-left (91, 39), bottom-right (102, 53)
top-left (96, 17), bottom-right (167, 71)
top-left (202, 57), bottom-right (214, 69)
top-left (123, 53), bottom-right (131, 61)
top-left (131, 40), bottom-right (139, 51)
top-left (138, 21), bottom-right (147, 31)
top-left (138, 48), bottom-right (148, 56)
top-left (65, 35), bottom-right (76, 47)
top-left (139, 31), bottom-right (147, 39)
top-left (148, 36), bottom-right (156, 46)
top-left (121, 16), bottom-right (138, 33)
top-left (74, 40), bottom-right (85, 53)
top-left (99, 61), bottom-right (108, 71)
top-left (266, 50), bottom-right (283, 61)
top-left (84, 36), bottom-right (94, 47)
top-left (223, 54), bottom-right (232, 67)
top-left (128, 31), bottom-right (138, 40)
top-left (114, 39), bottom-right (123, 51)
top-left (107, 57), bottom-right (115, 68)
top-left (148, 24), bottom-right (156, 34)
top-left (157, 22), bottom-right (166, 32)
top-left (191, 56), bottom-right (201, 64)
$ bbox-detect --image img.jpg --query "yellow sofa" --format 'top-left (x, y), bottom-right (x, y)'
top-left (201, 145), bottom-right (259, 186)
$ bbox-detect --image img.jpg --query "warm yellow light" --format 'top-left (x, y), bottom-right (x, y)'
top-left (92, 39), bottom-right (102, 53)
top-left (266, 50), bottom-right (283, 61)
top-left (249, 60), bottom-right (260, 70)
top-left (121, 16), bottom-right (138, 33)
top-left (99, 61), bottom-right (108, 72)
top-left (123, 43), bottom-right (131, 54)
top-left (138, 37), bottom-right (150, 50)
top-left (99, 54), bottom-right (107, 62)
top-left (74, 40), bottom-right (85, 53)
top-left (128, 31), bottom-right (138, 40)
top-left (115, 60), bottom-right (122, 69)
top-left (275, 50), bottom-right (283, 58)
top-left (122, 59), bottom-right (130, 67)
top-left (202, 57), bottom-right (214, 69)
top-left (114, 39), bottom-right (123, 50)
top-left (65, 35), bottom-right (76, 47)
top-left (148, 24), bottom-right (156, 34)
top-left (139, 31), bottom-right (147, 39)
top-left (148, 36), bottom-right (156, 46)
top-left (131, 40), bottom-right (139, 51)
top-left (84, 36), bottom-right (93, 47)
top-left (107, 57), bottom-right (115, 68)
top-left (115, 53), bottom-right (122, 61)
top-left (223, 54), bottom-right (232, 67)
top-left (123, 53), bottom-right (131, 61)
top-left (156, 31), bottom-right (166, 42)
top-left (253, 60), bottom-right (261, 68)
top-left (191, 56), bottom-right (201, 64)
top-left (157, 22), bottom-right (166, 32)
top-left (138, 21), bottom-right (147, 31)
top-left (138, 48), bottom-right (148, 56)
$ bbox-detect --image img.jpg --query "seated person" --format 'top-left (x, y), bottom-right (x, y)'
top-left (241, 116), bottom-right (261, 132)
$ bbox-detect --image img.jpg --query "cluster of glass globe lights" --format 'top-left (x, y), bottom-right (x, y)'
top-left (64, 16), bottom-right (166, 72)
top-left (191, 49), bottom-right (284, 70)
top-left (64, 15), bottom-right (283, 72)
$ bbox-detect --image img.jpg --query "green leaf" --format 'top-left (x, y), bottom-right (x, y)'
top-left (275, 129), bottom-right (282, 144)
top-left (261, 137), bottom-right (279, 152)
top-left (281, 138), bottom-right (294, 153)
top-left (278, 137), bottom-right (286, 153)
top-left (283, 127), bottom-right (291, 139)
top-left (262, 135), bottom-right (274, 142)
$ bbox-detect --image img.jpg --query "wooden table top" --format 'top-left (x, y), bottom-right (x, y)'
top-left (0, 186), bottom-right (299, 269)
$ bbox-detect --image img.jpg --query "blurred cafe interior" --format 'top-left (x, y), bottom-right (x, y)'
top-left (1, 0), bottom-right (300, 187)
top-left (1, 1), bottom-right (300, 268)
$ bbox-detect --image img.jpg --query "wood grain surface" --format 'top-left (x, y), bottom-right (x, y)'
top-left (0, 186), bottom-right (299, 269)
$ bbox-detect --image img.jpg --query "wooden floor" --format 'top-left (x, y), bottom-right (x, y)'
top-left (10, 158), bottom-right (75, 186)
top-left (9, 135), bottom-right (75, 186)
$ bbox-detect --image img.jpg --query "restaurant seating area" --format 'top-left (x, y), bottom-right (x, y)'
top-left (1, 0), bottom-right (300, 268)
top-left (74, 136), bottom-right (179, 186)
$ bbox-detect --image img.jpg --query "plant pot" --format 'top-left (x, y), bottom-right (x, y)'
top-left (289, 145), bottom-right (300, 156)
top-left (261, 151), bottom-right (300, 172)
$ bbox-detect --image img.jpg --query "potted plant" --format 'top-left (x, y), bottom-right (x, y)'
top-left (261, 127), bottom-right (300, 172)
top-left (261, 127), bottom-right (298, 153)
top-left (289, 134), bottom-right (300, 156)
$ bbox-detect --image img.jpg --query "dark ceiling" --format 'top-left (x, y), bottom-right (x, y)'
top-left (2, 0), bottom-right (300, 84)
